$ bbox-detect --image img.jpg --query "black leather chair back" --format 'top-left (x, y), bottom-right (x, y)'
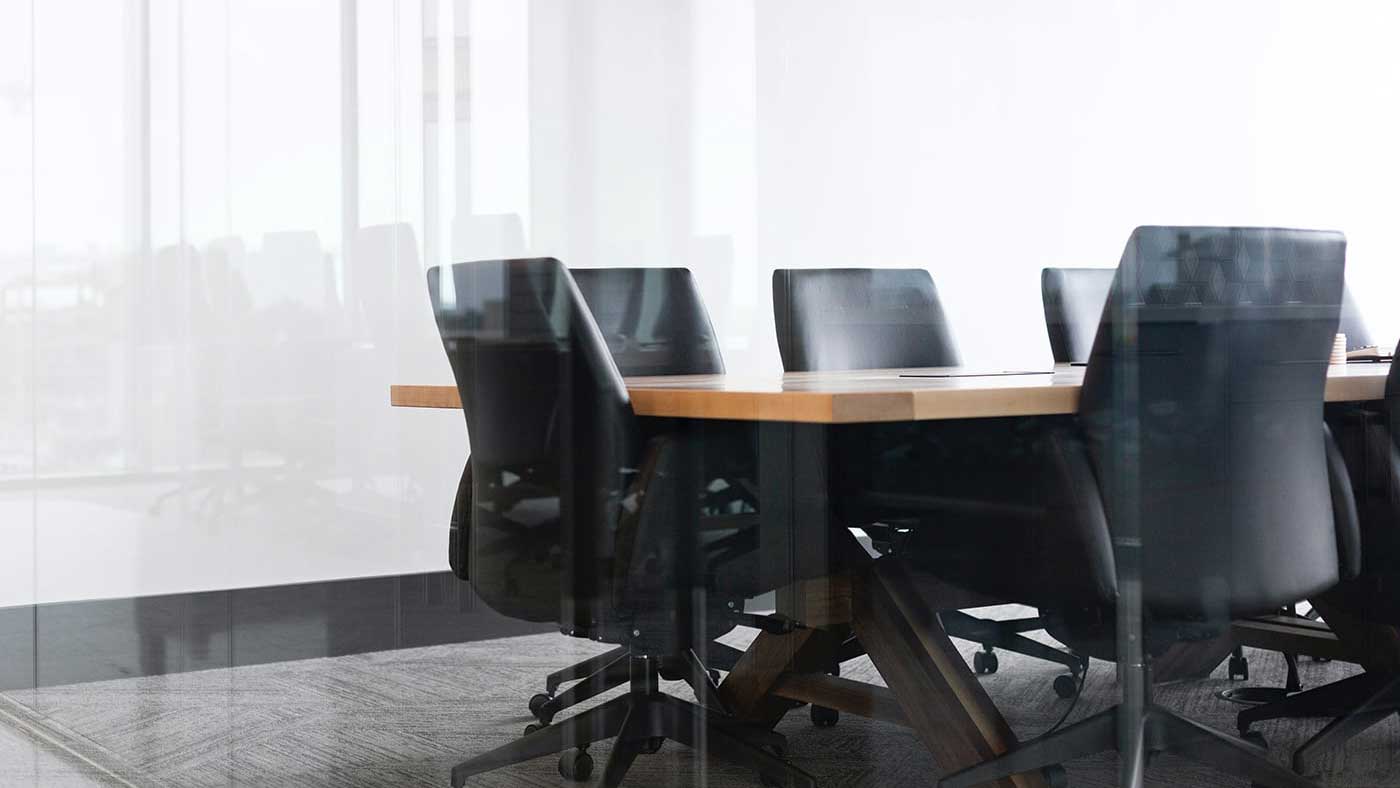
top-left (772, 268), bottom-right (959, 371)
top-left (429, 258), bottom-right (637, 630)
top-left (1042, 267), bottom-right (1114, 364)
top-left (572, 267), bottom-right (725, 376)
top-left (1079, 227), bottom-right (1346, 617)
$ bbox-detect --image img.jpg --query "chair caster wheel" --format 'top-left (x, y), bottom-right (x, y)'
top-left (523, 722), bottom-right (546, 737)
top-left (528, 693), bottom-right (554, 724)
top-left (1053, 674), bottom-right (1079, 699)
top-left (811, 705), bottom-right (839, 728)
top-left (973, 650), bottom-right (999, 675)
top-left (643, 737), bottom-right (665, 754)
top-left (1229, 654), bottom-right (1250, 681)
top-left (1041, 764), bottom-right (1068, 788)
top-left (1240, 730), bottom-right (1268, 751)
top-left (558, 748), bottom-right (593, 781)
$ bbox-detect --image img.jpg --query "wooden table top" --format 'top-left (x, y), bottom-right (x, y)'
top-left (390, 362), bottom-right (1390, 424)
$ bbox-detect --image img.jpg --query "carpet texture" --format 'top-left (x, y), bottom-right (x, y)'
top-left (2, 607), bottom-right (1397, 788)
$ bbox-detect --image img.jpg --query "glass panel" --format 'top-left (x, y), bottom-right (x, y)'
top-left (0, 0), bottom-right (35, 701)
top-left (4, 3), bottom-right (1400, 788)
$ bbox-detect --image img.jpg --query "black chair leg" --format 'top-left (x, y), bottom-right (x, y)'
top-left (994, 631), bottom-right (1084, 674)
top-left (941, 610), bottom-right (1084, 674)
top-left (1293, 708), bottom-right (1394, 775)
top-left (1266, 671), bottom-right (1400, 775)
top-left (601, 706), bottom-right (646, 788)
top-left (656, 694), bottom-right (814, 788)
top-left (1239, 671), bottom-right (1400, 732)
top-left (547, 646), bottom-right (629, 694)
top-left (682, 648), bottom-right (730, 713)
top-left (536, 653), bottom-right (632, 723)
top-left (450, 693), bottom-right (630, 787)
top-left (937, 706), bottom-right (1117, 788)
top-left (1153, 707), bottom-right (1318, 788)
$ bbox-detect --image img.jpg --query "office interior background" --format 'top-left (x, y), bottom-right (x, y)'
top-left (4, 1), bottom-right (1400, 787)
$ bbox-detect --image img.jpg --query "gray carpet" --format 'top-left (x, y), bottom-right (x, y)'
top-left (2, 607), bottom-right (1397, 788)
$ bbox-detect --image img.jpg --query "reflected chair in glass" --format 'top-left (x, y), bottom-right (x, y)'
top-left (431, 258), bottom-right (812, 788)
top-left (1238, 350), bottom-right (1400, 775)
top-left (772, 267), bottom-right (1087, 696)
top-left (1041, 267), bottom-right (1115, 365)
top-left (936, 226), bottom-right (1355, 788)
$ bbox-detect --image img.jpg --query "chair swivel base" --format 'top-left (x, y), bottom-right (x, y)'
top-left (451, 654), bottom-right (815, 788)
top-left (531, 645), bottom-right (737, 724)
top-left (1239, 670), bottom-right (1400, 775)
top-left (937, 703), bottom-right (1319, 788)
top-left (534, 641), bottom-right (745, 722)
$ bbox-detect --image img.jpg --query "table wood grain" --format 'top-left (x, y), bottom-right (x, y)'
top-left (391, 363), bottom-right (1389, 424)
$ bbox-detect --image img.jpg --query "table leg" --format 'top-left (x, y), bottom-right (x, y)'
top-left (719, 627), bottom-right (834, 727)
top-left (853, 555), bottom-right (1048, 788)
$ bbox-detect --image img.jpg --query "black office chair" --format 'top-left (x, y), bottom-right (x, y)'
top-left (1041, 267), bottom-right (1115, 365)
top-left (773, 268), bottom-right (960, 372)
top-left (772, 268), bottom-right (1087, 694)
top-left (511, 267), bottom-right (752, 726)
top-left (1043, 266), bottom-right (1336, 695)
top-left (936, 226), bottom-right (1356, 788)
top-left (432, 258), bottom-right (812, 788)
top-left (1238, 351), bottom-right (1400, 775)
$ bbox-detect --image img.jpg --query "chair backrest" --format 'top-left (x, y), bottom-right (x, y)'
top-left (572, 267), bottom-right (725, 376)
top-left (428, 258), bottom-right (637, 629)
top-left (1042, 267), bottom-right (1115, 364)
top-left (1079, 226), bottom-right (1346, 617)
top-left (772, 268), bottom-right (960, 371)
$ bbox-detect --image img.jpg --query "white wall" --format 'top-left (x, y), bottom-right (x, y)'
top-left (750, 0), bottom-right (1400, 369)
top-left (2, 0), bottom-right (1399, 605)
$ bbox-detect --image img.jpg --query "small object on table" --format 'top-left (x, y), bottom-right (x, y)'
top-left (1330, 333), bottom-right (1348, 365)
top-left (1346, 344), bottom-right (1394, 362)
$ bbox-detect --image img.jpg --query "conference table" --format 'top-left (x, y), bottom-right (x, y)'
top-left (392, 362), bottom-right (1388, 421)
top-left (391, 362), bottom-right (1390, 788)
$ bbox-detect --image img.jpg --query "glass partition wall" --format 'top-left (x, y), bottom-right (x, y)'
top-left (2, 2), bottom-right (1400, 788)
